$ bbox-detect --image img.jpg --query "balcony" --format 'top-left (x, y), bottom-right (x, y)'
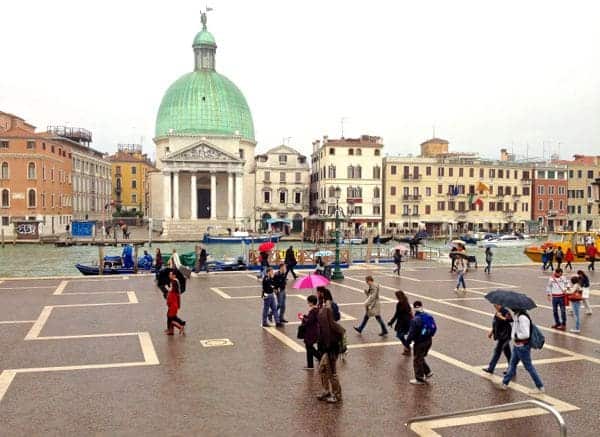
top-left (402, 194), bottom-right (422, 201)
top-left (402, 174), bottom-right (422, 181)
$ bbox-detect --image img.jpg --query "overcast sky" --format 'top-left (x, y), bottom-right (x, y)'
top-left (1, 0), bottom-right (599, 160)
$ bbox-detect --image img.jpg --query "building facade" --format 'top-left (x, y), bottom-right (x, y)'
top-left (558, 155), bottom-right (600, 231)
top-left (383, 139), bottom-right (533, 235)
top-left (149, 13), bottom-right (256, 238)
top-left (45, 126), bottom-right (111, 222)
top-left (531, 162), bottom-right (568, 232)
top-left (0, 111), bottom-right (73, 236)
top-left (252, 145), bottom-right (310, 232)
top-left (309, 135), bottom-right (383, 235)
top-left (108, 144), bottom-right (155, 217)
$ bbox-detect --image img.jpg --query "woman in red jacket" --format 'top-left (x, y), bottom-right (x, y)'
top-left (564, 248), bottom-right (574, 271)
top-left (166, 271), bottom-right (186, 335)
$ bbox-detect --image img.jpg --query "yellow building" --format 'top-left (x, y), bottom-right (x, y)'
top-left (107, 144), bottom-right (156, 217)
top-left (383, 139), bottom-right (533, 236)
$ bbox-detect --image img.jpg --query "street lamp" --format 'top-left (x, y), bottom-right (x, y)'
top-left (332, 186), bottom-right (344, 280)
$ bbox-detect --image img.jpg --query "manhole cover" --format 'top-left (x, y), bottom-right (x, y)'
top-left (200, 338), bottom-right (234, 347)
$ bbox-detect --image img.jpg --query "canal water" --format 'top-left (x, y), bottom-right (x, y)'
top-left (0, 239), bottom-right (542, 278)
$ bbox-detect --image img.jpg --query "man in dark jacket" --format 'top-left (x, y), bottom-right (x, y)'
top-left (301, 295), bottom-right (321, 369)
top-left (316, 295), bottom-right (345, 403)
top-left (198, 245), bottom-right (208, 273)
top-left (271, 264), bottom-right (288, 323)
top-left (406, 301), bottom-right (434, 385)
top-left (483, 304), bottom-right (513, 374)
top-left (284, 246), bottom-right (298, 279)
top-left (262, 268), bottom-right (283, 328)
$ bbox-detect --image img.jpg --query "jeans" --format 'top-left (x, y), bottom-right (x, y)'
top-left (357, 314), bottom-right (388, 334)
top-left (396, 329), bottom-right (410, 349)
top-left (502, 344), bottom-right (544, 389)
top-left (457, 274), bottom-right (466, 289)
top-left (589, 259), bottom-right (595, 271)
top-left (277, 290), bottom-right (287, 320)
top-left (413, 338), bottom-right (432, 380)
top-left (571, 300), bottom-right (581, 330)
top-left (552, 296), bottom-right (566, 326)
top-left (305, 341), bottom-right (321, 368)
top-left (487, 338), bottom-right (511, 372)
top-left (262, 294), bottom-right (280, 324)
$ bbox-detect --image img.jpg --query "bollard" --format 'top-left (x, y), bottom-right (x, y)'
top-left (134, 244), bottom-right (139, 274)
top-left (148, 218), bottom-right (153, 247)
top-left (99, 245), bottom-right (104, 275)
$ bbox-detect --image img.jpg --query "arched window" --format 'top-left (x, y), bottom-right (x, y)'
top-left (356, 148), bottom-right (362, 156)
top-left (347, 165), bottom-right (353, 178)
top-left (1, 189), bottom-right (9, 207)
top-left (1, 162), bottom-right (8, 179)
top-left (373, 166), bottom-right (381, 179)
top-left (27, 188), bottom-right (36, 208)
top-left (27, 162), bottom-right (36, 179)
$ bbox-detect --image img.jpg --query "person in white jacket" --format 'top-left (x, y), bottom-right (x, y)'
top-left (169, 248), bottom-right (181, 270)
top-left (546, 268), bottom-right (568, 330)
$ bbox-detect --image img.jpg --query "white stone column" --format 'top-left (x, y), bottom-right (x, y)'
top-left (227, 173), bottom-right (234, 219)
top-left (234, 172), bottom-right (243, 219)
top-left (191, 173), bottom-right (197, 219)
top-left (163, 172), bottom-right (171, 219)
top-left (210, 172), bottom-right (217, 220)
top-left (173, 171), bottom-right (180, 220)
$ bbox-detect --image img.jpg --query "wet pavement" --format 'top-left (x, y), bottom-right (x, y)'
top-left (0, 264), bottom-right (599, 436)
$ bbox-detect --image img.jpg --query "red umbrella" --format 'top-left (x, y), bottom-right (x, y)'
top-left (258, 242), bottom-right (275, 252)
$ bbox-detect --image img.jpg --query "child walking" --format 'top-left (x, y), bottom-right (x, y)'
top-left (166, 270), bottom-right (186, 335)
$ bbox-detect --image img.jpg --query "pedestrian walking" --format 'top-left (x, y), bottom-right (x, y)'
top-left (165, 270), bottom-right (185, 335)
top-left (198, 245), bottom-right (208, 273)
top-left (577, 270), bottom-right (593, 315)
top-left (484, 247), bottom-right (493, 274)
top-left (541, 249), bottom-right (549, 271)
top-left (546, 268), bottom-right (568, 330)
top-left (317, 287), bottom-right (346, 355)
top-left (449, 247), bottom-right (458, 272)
top-left (406, 301), bottom-right (436, 385)
top-left (393, 249), bottom-right (403, 275)
top-left (273, 263), bottom-right (288, 323)
top-left (555, 247), bottom-right (564, 270)
top-left (566, 276), bottom-right (583, 333)
top-left (354, 276), bottom-right (388, 336)
top-left (564, 248), bottom-right (574, 272)
top-left (587, 243), bottom-right (597, 271)
top-left (455, 259), bottom-right (467, 294)
top-left (300, 295), bottom-right (321, 369)
top-left (154, 248), bottom-right (163, 280)
top-left (482, 304), bottom-right (513, 374)
top-left (388, 290), bottom-right (412, 355)
top-left (547, 247), bottom-right (555, 271)
top-left (499, 309), bottom-right (545, 393)
top-left (261, 268), bottom-right (283, 327)
top-left (284, 246), bottom-right (298, 279)
top-left (316, 295), bottom-right (345, 403)
top-left (169, 248), bottom-right (181, 270)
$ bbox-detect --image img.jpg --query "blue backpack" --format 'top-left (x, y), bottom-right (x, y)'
top-left (332, 301), bottom-right (341, 322)
top-left (419, 312), bottom-right (437, 338)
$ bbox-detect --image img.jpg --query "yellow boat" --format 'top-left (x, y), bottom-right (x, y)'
top-left (524, 232), bottom-right (600, 263)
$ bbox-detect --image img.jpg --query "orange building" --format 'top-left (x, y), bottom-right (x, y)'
top-left (0, 111), bottom-right (73, 237)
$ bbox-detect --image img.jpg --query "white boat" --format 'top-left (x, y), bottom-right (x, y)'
top-left (478, 235), bottom-right (530, 247)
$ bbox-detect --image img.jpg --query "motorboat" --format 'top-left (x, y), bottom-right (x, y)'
top-left (372, 235), bottom-right (393, 244)
top-left (342, 237), bottom-right (368, 245)
top-left (478, 234), bottom-right (530, 247)
top-left (524, 232), bottom-right (600, 263)
top-left (459, 235), bottom-right (479, 245)
top-left (202, 229), bottom-right (282, 244)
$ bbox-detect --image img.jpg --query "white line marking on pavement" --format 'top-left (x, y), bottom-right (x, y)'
top-left (479, 356), bottom-right (584, 369)
top-left (0, 370), bottom-right (16, 403)
top-left (29, 332), bottom-right (140, 341)
top-left (139, 332), bottom-right (160, 365)
top-left (262, 327), bottom-right (305, 352)
top-left (219, 285), bottom-right (261, 289)
top-left (53, 280), bottom-right (69, 295)
top-left (127, 291), bottom-right (138, 303)
top-left (209, 287), bottom-right (231, 299)
top-left (24, 306), bottom-right (53, 340)
top-left (0, 286), bottom-right (57, 291)
top-left (0, 320), bottom-right (36, 324)
top-left (382, 273), bottom-right (422, 282)
top-left (439, 297), bottom-right (487, 301)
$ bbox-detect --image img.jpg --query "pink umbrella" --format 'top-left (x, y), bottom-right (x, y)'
top-left (293, 273), bottom-right (330, 289)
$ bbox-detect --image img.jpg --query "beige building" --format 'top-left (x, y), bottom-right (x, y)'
top-left (383, 139), bottom-right (533, 235)
top-left (252, 145), bottom-right (310, 232)
top-left (309, 135), bottom-right (383, 235)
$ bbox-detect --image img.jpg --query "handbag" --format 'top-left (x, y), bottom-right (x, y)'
top-left (297, 324), bottom-right (306, 339)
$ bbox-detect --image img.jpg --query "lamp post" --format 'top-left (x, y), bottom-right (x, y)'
top-left (332, 186), bottom-right (344, 280)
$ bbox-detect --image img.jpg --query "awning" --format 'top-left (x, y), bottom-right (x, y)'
top-left (267, 218), bottom-right (292, 225)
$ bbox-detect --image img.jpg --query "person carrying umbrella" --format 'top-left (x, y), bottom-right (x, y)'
top-left (485, 290), bottom-right (544, 393)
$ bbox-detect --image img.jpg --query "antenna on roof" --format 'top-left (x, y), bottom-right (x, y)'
top-left (340, 117), bottom-right (348, 139)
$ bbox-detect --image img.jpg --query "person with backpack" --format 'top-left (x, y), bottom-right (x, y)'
top-left (317, 287), bottom-right (346, 355)
top-left (499, 309), bottom-right (545, 393)
top-left (388, 290), bottom-right (412, 355)
top-left (406, 301), bottom-right (435, 385)
top-left (577, 270), bottom-right (593, 315)
top-left (484, 247), bottom-right (493, 274)
top-left (546, 268), bottom-right (568, 330)
top-left (354, 276), bottom-right (388, 336)
top-left (482, 304), bottom-right (513, 374)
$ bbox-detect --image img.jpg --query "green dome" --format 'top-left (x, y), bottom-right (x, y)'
top-left (193, 30), bottom-right (216, 46)
top-left (155, 71), bottom-right (255, 140)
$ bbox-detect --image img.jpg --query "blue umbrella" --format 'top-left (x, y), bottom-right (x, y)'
top-left (485, 289), bottom-right (537, 310)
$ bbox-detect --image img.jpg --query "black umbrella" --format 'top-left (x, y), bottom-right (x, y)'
top-left (156, 268), bottom-right (186, 298)
top-left (485, 289), bottom-right (537, 310)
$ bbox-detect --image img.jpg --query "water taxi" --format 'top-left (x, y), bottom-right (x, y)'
top-left (523, 231), bottom-right (600, 263)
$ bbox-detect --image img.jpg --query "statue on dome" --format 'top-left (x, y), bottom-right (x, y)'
top-left (201, 6), bottom-right (213, 31)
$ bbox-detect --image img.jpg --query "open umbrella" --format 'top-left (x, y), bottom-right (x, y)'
top-left (451, 239), bottom-right (466, 246)
top-left (485, 289), bottom-right (537, 310)
top-left (314, 250), bottom-right (333, 257)
top-left (293, 273), bottom-right (330, 289)
top-left (258, 242), bottom-right (275, 252)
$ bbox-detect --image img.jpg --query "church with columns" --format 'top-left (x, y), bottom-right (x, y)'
top-left (150, 12), bottom-right (257, 238)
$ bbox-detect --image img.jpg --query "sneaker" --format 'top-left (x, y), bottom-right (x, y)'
top-left (530, 387), bottom-right (545, 394)
top-left (586, 311), bottom-right (593, 315)
top-left (482, 368), bottom-right (493, 374)
top-left (425, 372), bottom-right (433, 378)
top-left (497, 383), bottom-right (509, 390)
top-left (557, 325), bottom-right (566, 331)
top-left (317, 392), bottom-right (331, 401)
top-left (262, 323), bottom-right (271, 327)
top-left (302, 366), bottom-right (314, 370)
top-left (379, 331), bottom-right (388, 337)
top-left (551, 324), bottom-right (560, 329)
top-left (326, 395), bottom-right (340, 403)
top-left (353, 327), bottom-right (362, 334)
top-left (409, 379), bottom-right (426, 385)
top-left (569, 329), bottom-right (581, 333)
top-left (280, 319), bottom-right (289, 323)
top-left (165, 331), bottom-right (174, 336)
top-left (275, 323), bottom-right (284, 328)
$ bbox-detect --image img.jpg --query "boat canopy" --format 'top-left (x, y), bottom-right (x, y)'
top-left (267, 218), bottom-right (292, 225)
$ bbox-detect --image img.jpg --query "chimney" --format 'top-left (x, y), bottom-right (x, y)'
top-left (500, 148), bottom-right (509, 161)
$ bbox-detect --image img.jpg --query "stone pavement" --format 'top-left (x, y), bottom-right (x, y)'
top-left (0, 264), bottom-right (599, 436)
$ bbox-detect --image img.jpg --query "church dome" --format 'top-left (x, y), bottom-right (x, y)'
top-left (155, 17), bottom-right (254, 141)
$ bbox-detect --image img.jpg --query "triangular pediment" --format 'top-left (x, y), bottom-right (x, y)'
top-left (163, 141), bottom-right (243, 163)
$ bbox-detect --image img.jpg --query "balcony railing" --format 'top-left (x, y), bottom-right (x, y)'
top-left (401, 194), bottom-right (422, 201)
top-left (402, 174), bottom-right (422, 181)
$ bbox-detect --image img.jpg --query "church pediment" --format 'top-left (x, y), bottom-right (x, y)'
top-left (163, 141), bottom-right (243, 163)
